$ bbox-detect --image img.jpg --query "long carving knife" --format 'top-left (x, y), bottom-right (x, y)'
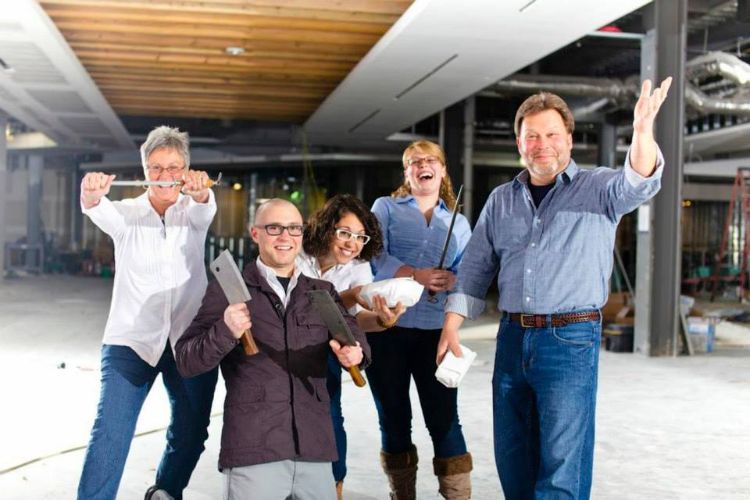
top-left (209, 249), bottom-right (259, 356)
top-left (307, 290), bottom-right (366, 387)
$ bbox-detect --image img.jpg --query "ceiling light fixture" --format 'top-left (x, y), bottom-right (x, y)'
top-left (225, 46), bottom-right (245, 56)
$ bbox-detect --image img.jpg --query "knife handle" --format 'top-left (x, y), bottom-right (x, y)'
top-left (240, 329), bottom-right (260, 356)
top-left (347, 366), bottom-right (366, 387)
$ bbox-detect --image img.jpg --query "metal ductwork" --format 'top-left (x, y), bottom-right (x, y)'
top-left (487, 51), bottom-right (750, 117)
top-left (488, 74), bottom-right (637, 105)
top-left (686, 51), bottom-right (750, 85)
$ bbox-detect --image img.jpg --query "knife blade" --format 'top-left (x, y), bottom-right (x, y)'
top-left (307, 290), bottom-right (366, 387)
top-left (209, 249), bottom-right (259, 355)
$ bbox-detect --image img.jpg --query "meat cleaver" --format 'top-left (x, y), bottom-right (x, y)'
top-left (210, 249), bottom-right (259, 355)
top-left (307, 290), bottom-right (366, 387)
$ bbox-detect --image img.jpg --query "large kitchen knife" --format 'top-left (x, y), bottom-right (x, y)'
top-left (307, 290), bottom-right (366, 387)
top-left (210, 249), bottom-right (259, 356)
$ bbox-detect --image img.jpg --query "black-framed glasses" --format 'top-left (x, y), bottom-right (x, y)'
top-left (335, 228), bottom-right (370, 245)
top-left (147, 165), bottom-right (185, 175)
top-left (257, 224), bottom-right (304, 236)
top-left (406, 156), bottom-right (441, 168)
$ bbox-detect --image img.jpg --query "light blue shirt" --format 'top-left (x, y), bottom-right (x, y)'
top-left (446, 150), bottom-right (663, 319)
top-left (371, 195), bottom-right (472, 330)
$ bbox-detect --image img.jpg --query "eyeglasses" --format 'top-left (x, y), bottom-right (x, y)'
top-left (256, 224), bottom-right (304, 236)
top-left (147, 166), bottom-right (185, 175)
top-left (406, 156), bottom-right (441, 168)
top-left (335, 228), bottom-right (370, 245)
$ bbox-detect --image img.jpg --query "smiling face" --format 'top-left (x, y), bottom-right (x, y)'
top-left (516, 109), bottom-right (573, 186)
top-left (145, 147), bottom-right (186, 207)
top-left (326, 211), bottom-right (367, 266)
top-left (250, 200), bottom-right (303, 277)
top-left (403, 146), bottom-right (446, 197)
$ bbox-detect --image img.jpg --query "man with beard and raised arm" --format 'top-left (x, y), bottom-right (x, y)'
top-left (175, 199), bottom-right (370, 500)
top-left (438, 78), bottom-right (672, 500)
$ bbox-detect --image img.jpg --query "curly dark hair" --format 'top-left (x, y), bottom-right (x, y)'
top-left (303, 194), bottom-right (383, 262)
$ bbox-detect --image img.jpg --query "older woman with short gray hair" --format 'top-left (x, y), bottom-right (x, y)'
top-left (77, 126), bottom-right (218, 500)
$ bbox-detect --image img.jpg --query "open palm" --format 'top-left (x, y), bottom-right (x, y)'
top-left (633, 77), bottom-right (672, 134)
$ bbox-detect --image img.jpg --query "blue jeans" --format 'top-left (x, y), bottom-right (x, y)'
top-left (77, 344), bottom-right (218, 500)
top-left (493, 314), bottom-right (601, 500)
top-left (327, 353), bottom-right (347, 482)
top-left (366, 327), bottom-right (467, 458)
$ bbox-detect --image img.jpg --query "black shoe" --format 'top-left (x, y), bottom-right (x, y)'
top-left (144, 485), bottom-right (174, 500)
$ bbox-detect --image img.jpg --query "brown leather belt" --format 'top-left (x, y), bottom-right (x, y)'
top-left (508, 311), bottom-right (600, 328)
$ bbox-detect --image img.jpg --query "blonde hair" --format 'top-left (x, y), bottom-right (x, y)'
top-left (391, 140), bottom-right (458, 210)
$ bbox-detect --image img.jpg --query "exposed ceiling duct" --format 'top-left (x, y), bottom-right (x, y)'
top-left (486, 51), bottom-right (750, 117)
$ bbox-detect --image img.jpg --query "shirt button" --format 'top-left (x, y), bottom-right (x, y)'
top-left (534, 218), bottom-right (540, 225)
top-left (531, 243), bottom-right (536, 247)
top-left (526, 269), bottom-right (532, 274)
top-left (525, 297), bottom-right (531, 302)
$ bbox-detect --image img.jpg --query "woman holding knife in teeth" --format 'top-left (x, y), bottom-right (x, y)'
top-left (77, 126), bottom-right (217, 500)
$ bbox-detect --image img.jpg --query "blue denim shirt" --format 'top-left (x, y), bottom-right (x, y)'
top-left (371, 195), bottom-right (472, 330)
top-left (446, 150), bottom-right (663, 318)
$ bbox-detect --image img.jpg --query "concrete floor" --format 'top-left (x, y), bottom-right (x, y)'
top-left (0, 275), bottom-right (749, 499)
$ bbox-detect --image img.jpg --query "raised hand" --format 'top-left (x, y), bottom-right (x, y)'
top-left (633, 77), bottom-right (672, 135)
top-left (182, 169), bottom-right (210, 203)
top-left (81, 172), bottom-right (116, 208)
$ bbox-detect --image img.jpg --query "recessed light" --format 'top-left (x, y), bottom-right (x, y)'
top-left (225, 46), bottom-right (245, 56)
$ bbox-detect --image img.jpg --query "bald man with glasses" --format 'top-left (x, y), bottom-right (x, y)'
top-left (175, 198), bottom-right (370, 500)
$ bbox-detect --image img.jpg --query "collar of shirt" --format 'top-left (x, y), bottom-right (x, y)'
top-left (395, 194), bottom-right (451, 213)
top-left (296, 251), bottom-right (364, 283)
top-left (512, 160), bottom-right (580, 190)
top-left (255, 256), bottom-right (302, 307)
top-left (136, 191), bottom-right (191, 217)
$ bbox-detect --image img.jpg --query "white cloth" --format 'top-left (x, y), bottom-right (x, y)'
top-left (435, 344), bottom-right (477, 388)
top-left (255, 257), bottom-right (302, 307)
top-left (82, 190), bottom-right (216, 366)
top-left (295, 251), bottom-right (373, 315)
top-left (359, 277), bottom-right (424, 308)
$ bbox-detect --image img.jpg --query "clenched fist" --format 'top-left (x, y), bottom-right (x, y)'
top-left (182, 169), bottom-right (210, 203)
top-left (223, 302), bottom-right (251, 339)
top-left (81, 172), bottom-right (116, 209)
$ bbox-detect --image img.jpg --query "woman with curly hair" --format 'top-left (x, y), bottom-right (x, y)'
top-left (297, 193), bottom-right (406, 499)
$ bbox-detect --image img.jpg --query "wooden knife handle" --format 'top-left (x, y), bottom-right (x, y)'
top-left (240, 329), bottom-right (259, 356)
top-left (347, 365), bottom-right (366, 387)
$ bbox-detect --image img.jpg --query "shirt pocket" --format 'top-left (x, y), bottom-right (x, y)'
top-left (497, 216), bottom-right (529, 250)
top-left (548, 208), bottom-right (601, 252)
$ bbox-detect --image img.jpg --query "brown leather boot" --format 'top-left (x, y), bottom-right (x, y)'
top-left (433, 452), bottom-right (473, 500)
top-left (335, 480), bottom-right (343, 500)
top-left (380, 444), bottom-right (418, 500)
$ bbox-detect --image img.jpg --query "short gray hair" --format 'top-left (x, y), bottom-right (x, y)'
top-left (140, 126), bottom-right (190, 174)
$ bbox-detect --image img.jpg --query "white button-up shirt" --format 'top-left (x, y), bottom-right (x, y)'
top-left (255, 257), bottom-right (303, 308)
top-left (295, 251), bottom-right (373, 315)
top-left (82, 190), bottom-right (217, 366)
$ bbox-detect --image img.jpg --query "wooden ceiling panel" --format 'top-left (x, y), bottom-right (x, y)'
top-left (40, 0), bottom-right (413, 122)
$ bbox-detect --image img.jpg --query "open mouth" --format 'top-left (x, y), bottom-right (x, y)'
top-left (418, 172), bottom-right (434, 181)
top-left (274, 245), bottom-right (293, 251)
